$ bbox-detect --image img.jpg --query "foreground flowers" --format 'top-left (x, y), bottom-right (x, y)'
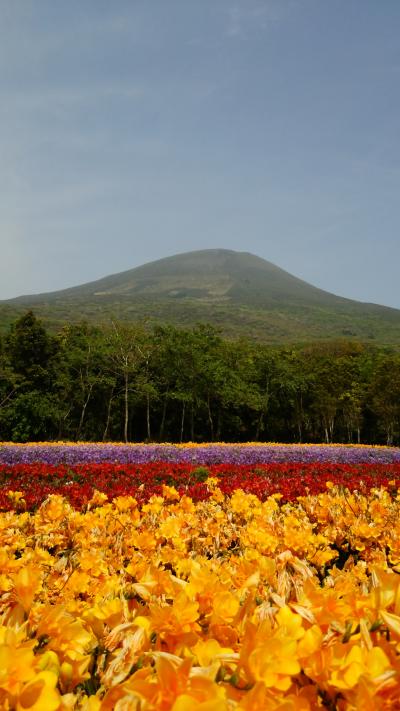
top-left (3, 480), bottom-right (400, 709)
top-left (2, 461), bottom-right (400, 511)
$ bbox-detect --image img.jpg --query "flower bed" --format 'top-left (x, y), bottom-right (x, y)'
top-left (2, 442), bottom-right (400, 708)
top-left (1, 460), bottom-right (400, 511)
top-left (2, 483), bottom-right (400, 708)
top-left (1, 441), bottom-right (400, 465)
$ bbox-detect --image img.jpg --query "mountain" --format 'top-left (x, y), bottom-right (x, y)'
top-left (1, 249), bottom-right (400, 343)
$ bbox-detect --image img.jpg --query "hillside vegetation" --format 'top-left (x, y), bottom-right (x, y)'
top-left (1, 249), bottom-right (400, 343)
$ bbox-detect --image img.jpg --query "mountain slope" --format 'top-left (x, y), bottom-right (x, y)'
top-left (1, 249), bottom-right (400, 343)
top-left (5, 249), bottom-right (366, 306)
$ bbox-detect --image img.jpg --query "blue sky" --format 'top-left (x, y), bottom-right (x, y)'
top-left (1, 1), bottom-right (399, 307)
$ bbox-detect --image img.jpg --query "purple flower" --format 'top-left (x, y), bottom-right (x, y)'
top-left (0, 443), bottom-right (399, 465)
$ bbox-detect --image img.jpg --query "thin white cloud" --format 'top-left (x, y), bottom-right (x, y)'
top-left (225, 1), bottom-right (285, 39)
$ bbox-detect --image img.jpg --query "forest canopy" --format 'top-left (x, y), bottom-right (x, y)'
top-left (0, 311), bottom-right (399, 445)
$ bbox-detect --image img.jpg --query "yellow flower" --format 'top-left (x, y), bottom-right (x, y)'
top-left (101, 627), bottom-right (147, 688)
top-left (149, 593), bottom-right (200, 646)
top-left (159, 515), bottom-right (183, 541)
top-left (275, 606), bottom-right (304, 641)
top-left (171, 696), bottom-right (228, 711)
top-left (329, 644), bottom-right (391, 690)
top-left (205, 477), bottom-right (219, 490)
top-left (212, 591), bottom-right (240, 623)
top-left (0, 644), bottom-right (36, 700)
top-left (36, 605), bottom-right (96, 682)
top-left (113, 495), bottom-right (138, 511)
top-left (152, 655), bottom-right (227, 708)
top-left (87, 490), bottom-right (108, 509)
top-left (142, 495), bottom-right (164, 515)
top-left (162, 484), bottom-right (180, 501)
top-left (38, 494), bottom-right (70, 523)
top-left (191, 639), bottom-right (234, 667)
top-left (36, 650), bottom-right (60, 676)
top-left (7, 490), bottom-right (26, 510)
top-left (11, 564), bottom-right (42, 613)
top-left (245, 612), bottom-right (301, 691)
top-left (297, 625), bottom-right (323, 659)
top-left (16, 671), bottom-right (60, 711)
top-left (237, 683), bottom-right (313, 710)
top-left (248, 633), bottom-right (300, 691)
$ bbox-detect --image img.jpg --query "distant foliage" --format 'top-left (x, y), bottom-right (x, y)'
top-left (1, 311), bottom-right (400, 444)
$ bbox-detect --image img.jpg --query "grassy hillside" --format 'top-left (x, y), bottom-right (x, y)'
top-left (1, 249), bottom-right (400, 343)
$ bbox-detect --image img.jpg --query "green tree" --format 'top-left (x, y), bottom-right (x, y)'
top-left (56, 322), bottom-right (112, 440)
top-left (104, 322), bottom-right (148, 442)
top-left (6, 311), bottom-right (58, 387)
top-left (370, 354), bottom-right (400, 445)
top-left (2, 312), bottom-right (60, 440)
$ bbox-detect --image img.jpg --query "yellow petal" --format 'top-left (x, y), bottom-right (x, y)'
top-left (380, 611), bottom-right (400, 638)
top-left (17, 671), bottom-right (60, 711)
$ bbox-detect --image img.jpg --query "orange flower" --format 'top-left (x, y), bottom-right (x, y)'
top-left (149, 593), bottom-right (200, 649)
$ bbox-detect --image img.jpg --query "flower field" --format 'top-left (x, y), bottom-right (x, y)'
top-left (2, 443), bottom-right (400, 709)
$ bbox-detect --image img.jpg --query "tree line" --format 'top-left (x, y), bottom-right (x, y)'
top-left (0, 311), bottom-right (399, 445)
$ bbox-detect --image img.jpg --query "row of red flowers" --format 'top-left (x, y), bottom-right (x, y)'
top-left (1, 461), bottom-right (400, 511)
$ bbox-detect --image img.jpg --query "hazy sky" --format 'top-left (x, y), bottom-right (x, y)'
top-left (1, 1), bottom-right (399, 307)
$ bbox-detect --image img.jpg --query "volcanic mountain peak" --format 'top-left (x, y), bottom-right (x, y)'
top-left (8, 248), bottom-right (348, 305)
top-left (2, 249), bottom-right (400, 344)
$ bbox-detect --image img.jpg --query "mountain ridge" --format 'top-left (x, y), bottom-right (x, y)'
top-left (1, 249), bottom-right (400, 343)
